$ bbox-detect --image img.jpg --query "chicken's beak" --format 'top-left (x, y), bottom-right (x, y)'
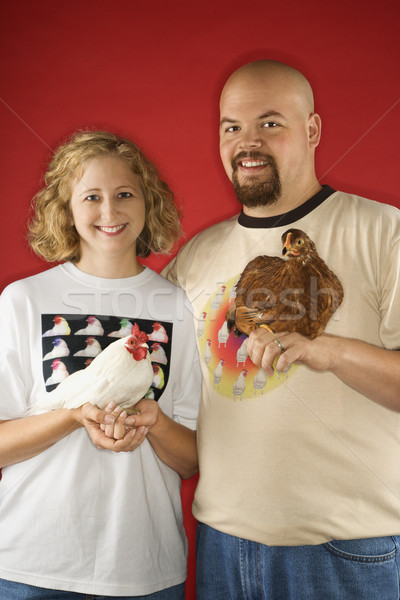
top-left (282, 232), bottom-right (292, 256)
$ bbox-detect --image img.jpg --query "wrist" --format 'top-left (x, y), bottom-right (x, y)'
top-left (325, 334), bottom-right (346, 374)
top-left (67, 406), bottom-right (84, 428)
top-left (147, 404), bottom-right (165, 436)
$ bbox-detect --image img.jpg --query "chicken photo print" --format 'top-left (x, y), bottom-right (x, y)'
top-left (226, 229), bottom-right (344, 339)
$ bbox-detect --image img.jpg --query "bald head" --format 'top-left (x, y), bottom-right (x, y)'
top-left (221, 60), bottom-right (315, 117)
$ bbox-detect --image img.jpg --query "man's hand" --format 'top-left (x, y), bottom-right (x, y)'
top-left (247, 328), bottom-right (339, 375)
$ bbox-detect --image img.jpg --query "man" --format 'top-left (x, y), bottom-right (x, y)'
top-left (163, 60), bottom-right (400, 599)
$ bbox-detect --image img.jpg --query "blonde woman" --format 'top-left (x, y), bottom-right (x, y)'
top-left (0, 131), bottom-right (200, 599)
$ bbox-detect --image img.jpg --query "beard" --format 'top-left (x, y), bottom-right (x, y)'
top-left (231, 153), bottom-right (281, 209)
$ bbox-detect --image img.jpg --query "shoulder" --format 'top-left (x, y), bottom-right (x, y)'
top-left (1, 266), bottom-right (62, 300)
top-left (330, 190), bottom-right (400, 220)
top-left (145, 267), bottom-right (186, 295)
top-left (148, 269), bottom-right (192, 307)
top-left (162, 216), bottom-right (239, 288)
top-left (183, 216), bottom-right (239, 251)
top-left (321, 190), bottom-right (400, 241)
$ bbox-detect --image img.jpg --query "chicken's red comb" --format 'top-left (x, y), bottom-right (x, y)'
top-left (131, 323), bottom-right (149, 344)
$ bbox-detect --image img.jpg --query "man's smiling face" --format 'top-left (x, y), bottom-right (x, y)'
top-left (219, 63), bottom-right (321, 212)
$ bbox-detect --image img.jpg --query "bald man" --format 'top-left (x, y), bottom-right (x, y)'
top-left (164, 60), bottom-right (400, 599)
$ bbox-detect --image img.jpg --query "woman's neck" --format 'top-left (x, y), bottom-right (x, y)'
top-left (72, 255), bottom-right (145, 279)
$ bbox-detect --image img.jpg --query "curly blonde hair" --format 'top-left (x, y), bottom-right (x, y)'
top-left (28, 130), bottom-right (182, 261)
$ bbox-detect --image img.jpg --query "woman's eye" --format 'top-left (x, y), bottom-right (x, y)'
top-left (118, 192), bottom-right (133, 198)
top-left (86, 194), bottom-right (99, 201)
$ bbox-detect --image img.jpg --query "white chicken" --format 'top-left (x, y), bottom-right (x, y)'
top-left (75, 316), bottom-right (105, 336)
top-left (73, 337), bottom-right (102, 357)
top-left (45, 360), bottom-right (69, 385)
top-left (151, 364), bottom-right (165, 389)
top-left (211, 285), bottom-right (226, 313)
top-left (253, 368), bottom-right (268, 394)
top-left (148, 322), bottom-right (169, 343)
top-left (233, 370), bottom-right (247, 400)
top-left (108, 318), bottom-right (134, 338)
top-left (204, 339), bottom-right (212, 365)
top-left (213, 359), bottom-right (224, 389)
top-left (217, 321), bottom-right (230, 348)
top-left (197, 312), bottom-right (207, 338)
top-left (31, 324), bottom-right (154, 413)
top-left (236, 338), bottom-right (248, 367)
top-left (42, 316), bottom-right (71, 337)
top-left (43, 338), bottom-right (70, 360)
top-left (149, 343), bottom-right (168, 365)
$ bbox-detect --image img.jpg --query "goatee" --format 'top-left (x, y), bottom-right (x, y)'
top-left (232, 153), bottom-right (281, 208)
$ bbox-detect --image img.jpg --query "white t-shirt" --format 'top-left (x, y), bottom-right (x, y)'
top-left (164, 187), bottom-right (400, 546)
top-left (0, 263), bottom-right (201, 595)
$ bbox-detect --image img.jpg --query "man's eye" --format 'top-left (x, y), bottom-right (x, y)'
top-left (226, 125), bottom-right (240, 133)
top-left (262, 122), bottom-right (279, 128)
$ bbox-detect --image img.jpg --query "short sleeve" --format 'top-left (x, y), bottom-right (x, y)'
top-left (170, 293), bottom-right (201, 430)
top-left (0, 285), bottom-right (31, 419)
top-left (379, 238), bottom-right (400, 350)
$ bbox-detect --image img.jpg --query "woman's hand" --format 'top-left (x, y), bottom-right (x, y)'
top-left (81, 402), bottom-right (148, 452)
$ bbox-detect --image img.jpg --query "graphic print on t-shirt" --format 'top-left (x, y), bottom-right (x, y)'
top-left (41, 314), bottom-right (172, 402)
top-left (196, 275), bottom-right (296, 401)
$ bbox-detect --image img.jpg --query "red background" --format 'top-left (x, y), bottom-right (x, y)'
top-left (1, 1), bottom-right (399, 597)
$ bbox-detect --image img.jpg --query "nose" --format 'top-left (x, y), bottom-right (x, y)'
top-left (100, 196), bottom-right (120, 222)
top-left (238, 127), bottom-right (263, 150)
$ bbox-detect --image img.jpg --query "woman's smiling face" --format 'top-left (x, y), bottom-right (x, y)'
top-left (69, 155), bottom-right (146, 274)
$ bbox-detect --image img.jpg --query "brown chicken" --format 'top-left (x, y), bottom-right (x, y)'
top-left (226, 229), bottom-right (344, 339)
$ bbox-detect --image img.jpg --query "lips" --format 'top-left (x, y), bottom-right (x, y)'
top-left (95, 224), bottom-right (127, 234)
top-left (232, 152), bottom-right (271, 172)
top-left (238, 159), bottom-right (269, 168)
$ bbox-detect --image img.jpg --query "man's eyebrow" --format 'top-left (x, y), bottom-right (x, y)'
top-left (220, 111), bottom-right (285, 127)
top-left (220, 117), bottom-right (237, 127)
top-left (258, 111), bottom-right (285, 120)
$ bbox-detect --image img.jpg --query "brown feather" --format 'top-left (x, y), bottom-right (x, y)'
top-left (226, 229), bottom-right (343, 339)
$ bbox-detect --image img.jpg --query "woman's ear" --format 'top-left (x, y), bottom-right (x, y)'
top-left (308, 112), bottom-right (322, 148)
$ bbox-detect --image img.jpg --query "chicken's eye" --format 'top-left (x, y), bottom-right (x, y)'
top-left (296, 239), bottom-right (304, 246)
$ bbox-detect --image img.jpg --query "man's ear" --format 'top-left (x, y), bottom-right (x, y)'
top-left (308, 113), bottom-right (322, 148)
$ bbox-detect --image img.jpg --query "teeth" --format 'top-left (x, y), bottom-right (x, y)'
top-left (98, 225), bottom-right (125, 233)
top-left (240, 160), bottom-right (268, 167)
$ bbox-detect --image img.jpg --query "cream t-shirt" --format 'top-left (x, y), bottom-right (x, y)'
top-left (164, 189), bottom-right (400, 545)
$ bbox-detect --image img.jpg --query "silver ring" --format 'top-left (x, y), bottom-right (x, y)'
top-left (274, 339), bottom-right (285, 354)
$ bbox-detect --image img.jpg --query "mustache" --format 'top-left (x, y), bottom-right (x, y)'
top-left (231, 151), bottom-right (275, 170)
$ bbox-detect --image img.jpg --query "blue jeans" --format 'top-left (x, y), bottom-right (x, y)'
top-left (196, 522), bottom-right (400, 599)
top-left (0, 580), bottom-right (185, 600)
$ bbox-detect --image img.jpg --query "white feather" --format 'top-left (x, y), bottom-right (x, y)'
top-left (31, 334), bottom-right (154, 413)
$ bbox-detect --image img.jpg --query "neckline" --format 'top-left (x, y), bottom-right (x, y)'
top-left (238, 185), bottom-right (336, 229)
top-left (60, 262), bottom-right (152, 289)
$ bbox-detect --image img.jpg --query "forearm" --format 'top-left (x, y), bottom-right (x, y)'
top-left (146, 410), bottom-right (198, 480)
top-left (248, 329), bottom-right (400, 412)
top-left (0, 408), bottom-right (82, 468)
top-left (329, 337), bottom-right (400, 412)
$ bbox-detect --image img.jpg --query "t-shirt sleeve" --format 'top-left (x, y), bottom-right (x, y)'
top-left (170, 293), bottom-right (201, 430)
top-left (379, 238), bottom-right (400, 350)
top-left (0, 284), bottom-right (31, 419)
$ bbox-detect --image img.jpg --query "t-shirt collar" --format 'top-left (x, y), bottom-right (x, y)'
top-left (238, 185), bottom-right (336, 229)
